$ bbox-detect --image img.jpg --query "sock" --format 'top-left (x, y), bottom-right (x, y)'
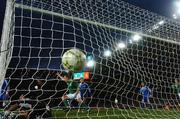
top-left (63, 100), bottom-right (69, 108)
top-left (141, 103), bottom-right (145, 108)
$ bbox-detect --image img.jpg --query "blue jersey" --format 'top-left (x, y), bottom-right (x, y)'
top-left (0, 80), bottom-right (8, 100)
top-left (140, 86), bottom-right (151, 98)
top-left (79, 82), bottom-right (92, 99)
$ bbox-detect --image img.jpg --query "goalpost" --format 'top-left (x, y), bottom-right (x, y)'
top-left (2, 0), bottom-right (180, 118)
top-left (0, 0), bottom-right (14, 87)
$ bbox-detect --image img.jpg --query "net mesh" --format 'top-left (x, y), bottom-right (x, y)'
top-left (2, 0), bottom-right (180, 118)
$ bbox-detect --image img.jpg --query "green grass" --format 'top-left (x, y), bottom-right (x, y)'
top-left (51, 108), bottom-right (180, 119)
top-left (1, 108), bottom-right (179, 119)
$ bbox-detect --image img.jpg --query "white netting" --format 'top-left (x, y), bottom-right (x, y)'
top-left (2, 0), bottom-right (180, 118)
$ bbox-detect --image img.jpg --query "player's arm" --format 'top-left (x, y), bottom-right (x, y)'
top-left (75, 83), bottom-right (80, 95)
top-left (75, 83), bottom-right (80, 94)
top-left (171, 84), bottom-right (177, 89)
top-left (171, 84), bottom-right (178, 93)
top-left (148, 87), bottom-right (151, 93)
top-left (86, 84), bottom-right (92, 98)
top-left (5, 86), bottom-right (9, 98)
top-left (139, 88), bottom-right (142, 94)
top-left (148, 87), bottom-right (152, 97)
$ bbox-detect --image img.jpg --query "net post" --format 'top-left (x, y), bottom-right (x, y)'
top-left (0, 0), bottom-right (14, 87)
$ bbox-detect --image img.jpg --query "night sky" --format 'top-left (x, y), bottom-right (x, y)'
top-left (0, 0), bottom-right (177, 39)
top-left (0, 0), bottom-right (6, 39)
top-left (122, 0), bottom-right (174, 18)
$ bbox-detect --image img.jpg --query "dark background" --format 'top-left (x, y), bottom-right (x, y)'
top-left (0, 0), bottom-right (7, 39)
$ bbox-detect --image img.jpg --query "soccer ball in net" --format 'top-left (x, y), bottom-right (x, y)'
top-left (62, 49), bottom-right (86, 72)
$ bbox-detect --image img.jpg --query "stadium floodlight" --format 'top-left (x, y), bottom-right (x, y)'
top-left (104, 50), bottom-right (112, 57)
top-left (117, 42), bottom-right (126, 49)
top-left (174, 1), bottom-right (180, 16)
top-left (129, 40), bottom-right (133, 43)
top-left (132, 34), bottom-right (142, 41)
top-left (173, 14), bottom-right (177, 19)
top-left (87, 55), bottom-right (93, 61)
top-left (175, 1), bottom-right (180, 8)
top-left (86, 60), bottom-right (95, 67)
top-left (152, 25), bottom-right (159, 30)
top-left (158, 20), bottom-right (165, 25)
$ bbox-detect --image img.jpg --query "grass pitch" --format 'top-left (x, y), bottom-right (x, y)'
top-left (51, 108), bottom-right (180, 119)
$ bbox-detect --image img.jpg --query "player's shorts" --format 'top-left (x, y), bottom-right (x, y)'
top-left (76, 93), bottom-right (81, 99)
top-left (80, 93), bottom-right (90, 100)
top-left (178, 93), bottom-right (180, 98)
top-left (67, 93), bottom-right (81, 99)
top-left (142, 97), bottom-right (150, 103)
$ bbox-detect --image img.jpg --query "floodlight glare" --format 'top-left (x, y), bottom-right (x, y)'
top-left (87, 55), bottom-right (93, 61)
top-left (173, 14), bottom-right (177, 19)
top-left (152, 25), bottom-right (159, 30)
top-left (158, 20), bottom-right (164, 25)
top-left (117, 42), bottom-right (126, 49)
top-left (129, 40), bottom-right (133, 43)
top-left (86, 60), bottom-right (95, 67)
top-left (175, 1), bottom-right (180, 8)
top-left (104, 50), bottom-right (112, 57)
top-left (132, 34), bottom-right (142, 41)
top-left (174, 1), bottom-right (180, 15)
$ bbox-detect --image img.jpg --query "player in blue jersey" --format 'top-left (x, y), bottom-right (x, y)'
top-left (139, 82), bottom-right (151, 108)
top-left (76, 77), bottom-right (92, 112)
top-left (0, 79), bottom-right (9, 107)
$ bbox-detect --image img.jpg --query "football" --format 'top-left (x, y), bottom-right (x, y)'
top-left (62, 49), bottom-right (86, 72)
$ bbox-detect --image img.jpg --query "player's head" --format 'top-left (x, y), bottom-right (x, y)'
top-left (80, 77), bottom-right (84, 83)
top-left (141, 82), bottom-right (145, 87)
top-left (19, 95), bottom-right (26, 100)
top-left (62, 72), bottom-right (70, 82)
top-left (175, 79), bottom-right (179, 84)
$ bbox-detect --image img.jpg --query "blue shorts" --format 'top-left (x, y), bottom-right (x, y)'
top-left (0, 95), bottom-right (8, 100)
top-left (81, 93), bottom-right (91, 100)
top-left (142, 97), bottom-right (149, 103)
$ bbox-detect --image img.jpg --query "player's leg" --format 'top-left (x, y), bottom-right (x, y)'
top-left (143, 97), bottom-right (150, 108)
top-left (147, 97), bottom-right (151, 108)
top-left (140, 97), bottom-right (145, 108)
top-left (178, 93), bottom-right (180, 107)
top-left (76, 93), bottom-right (83, 112)
top-left (61, 93), bottom-right (76, 108)
top-left (178, 93), bottom-right (180, 98)
top-left (61, 95), bottom-right (70, 108)
top-left (76, 93), bottom-right (90, 112)
top-left (82, 98), bottom-right (91, 111)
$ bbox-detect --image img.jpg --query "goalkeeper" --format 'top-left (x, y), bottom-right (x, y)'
top-left (57, 72), bottom-right (79, 109)
top-left (171, 79), bottom-right (180, 98)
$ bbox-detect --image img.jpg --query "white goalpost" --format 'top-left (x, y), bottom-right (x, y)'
top-left (0, 0), bottom-right (14, 88)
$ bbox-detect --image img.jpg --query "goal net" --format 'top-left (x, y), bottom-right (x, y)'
top-left (2, 0), bottom-right (180, 118)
